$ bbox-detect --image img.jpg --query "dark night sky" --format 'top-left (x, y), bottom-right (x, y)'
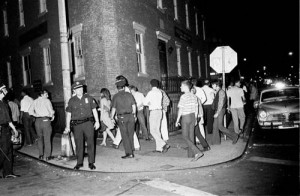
top-left (203, 0), bottom-right (299, 78)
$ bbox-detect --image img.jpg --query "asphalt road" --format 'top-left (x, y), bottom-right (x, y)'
top-left (0, 126), bottom-right (298, 196)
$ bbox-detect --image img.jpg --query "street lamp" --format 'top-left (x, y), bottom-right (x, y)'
top-left (243, 58), bottom-right (247, 61)
top-left (288, 51), bottom-right (293, 56)
top-left (263, 66), bottom-right (266, 70)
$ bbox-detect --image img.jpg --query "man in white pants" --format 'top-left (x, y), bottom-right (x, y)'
top-left (160, 88), bottom-right (170, 142)
top-left (111, 75), bottom-right (140, 150)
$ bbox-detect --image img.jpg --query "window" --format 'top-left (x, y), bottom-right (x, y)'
top-left (71, 24), bottom-right (85, 80)
top-left (175, 42), bottom-right (181, 76)
top-left (185, 3), bottom-right (190, 29)
top-left (202, 19), bottom-right (206, 41)
top-left (173, 0), bottom-right (178, 20)
top-left (18, 0), bottom-right (25, 26)
top-left (7, 60), bottom-right (12, 88)
top-left (157, 0), bottom-right (163, 9)
top-left (22, 54), bottom-right (32, 86)
top-left (197, 54), bottom-right (201, 77)
top-left (195, 12), bottom-right (199, 35)
top-left (187, 47), bottom-right (192, 76)
top-left (39, 0), bottom-right (47, 14)
top-left (133, 22), bottom-right (146, 75)
top-left (39, 39), bottom-right (52, 84)
top-left (3, 9), bottom-right (8, 36)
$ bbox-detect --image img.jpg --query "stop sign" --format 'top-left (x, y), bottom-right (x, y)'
top-left (210, 46), bottom-right (238, 73)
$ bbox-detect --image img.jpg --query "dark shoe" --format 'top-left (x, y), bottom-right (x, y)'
top-left (5, 174), bottom-right (20, 178)
top-left (162, 144), bottom-right (170, 153)
top-left (74, 164), bottom-right (83, 170)
top-left (232, 135), bottom-right (239, 144)
top-left (121, 154), bottom-right (134, 159)
top-left (45, 156), bottom-right (53, 161)
top-left (88, 163), bottom-right (96, 170)
top-left (152, 150), bottom-right (162, 153)
top-left (191, 153), bottom-right (204, 162)
top-left (203, 146), bottom-right (211, 152)
top-left (111, 144), bottom-right (119, 149)
top-left (38, 155), bottom-right (44, 160)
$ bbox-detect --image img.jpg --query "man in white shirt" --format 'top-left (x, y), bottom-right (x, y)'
top-left (144, 79), bottom-right (169, 153)
top-left (227, 79), bottom-right (246, 134)
top-left (20, 90), bottom-right (36, 146)
top-left (129, 85), bottom-right (150, 141)
top-left (201, 79), bottom-right (215, 137)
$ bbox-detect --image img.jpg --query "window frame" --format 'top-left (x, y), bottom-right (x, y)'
top-left (39, 38), bottom-right (52, 85)
top-left (133, 22), bottom-right (147, 77)
top-left (39, 0), bottom-right (47, 15)
top-left (7, 60), bottom-right (12, 88)
top-left (175, 41), bottom-right (182, 76)
top-left (3, 9), bottom-right (9, 37)
top-left (185, 3), bottom-right (190, 30)
top-left (18, 0), bottom-right (25, 27)
top-left (187, 47), bottom-right (192, 77)
top-left (173, 0), bottom-right (178, 21)
top-left (195, 12), bottom-right (199, 35)
top-left (197, 53), bottom-right (201, 77)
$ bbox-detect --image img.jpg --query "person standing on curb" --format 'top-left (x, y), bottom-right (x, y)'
top-left (144, 79), bottom-right (170, 153)
top-left (111, 79), bottom-right (136, 159)
top-left (20, 90), bottom-right (36, 146)
top-left (64, 81), bottom-right (100, 170)
top-left (128, 85), bottom-right (150, 141)
top-left (159, 86), bottom-right (170, 142)
top-left (227, 79), bottom-right (246, 134)
top-left (0, 83), bottom-right (19, 178)
top-left (175, 80), bottom-right (204, 161)
top-left (211, 80), bottom-right (239, 145)
top-left (29, 90), bottom-right (55, 161)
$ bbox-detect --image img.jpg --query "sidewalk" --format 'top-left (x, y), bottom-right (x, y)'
top-left (18, 122), bottom-right (250, 173)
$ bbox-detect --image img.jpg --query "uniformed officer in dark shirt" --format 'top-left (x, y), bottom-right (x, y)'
top-left (0, 83), bottom-right (19, 178)
top-left (64, 81), bottom-right (100, 170)
top-left (111, 79), bottom-right (136, 159)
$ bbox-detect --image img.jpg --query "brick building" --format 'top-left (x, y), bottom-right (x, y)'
top-left (0, 0), bottom-right (210, 132)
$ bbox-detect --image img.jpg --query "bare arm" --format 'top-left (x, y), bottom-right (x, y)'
top-left (64, 112), bottom-right (72, 133)
top-left (92, 108), bottom-right (100, 129)
top-left (175, 108), bottom-right (183, 126)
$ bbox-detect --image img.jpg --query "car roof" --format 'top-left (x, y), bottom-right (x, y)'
top-left (261, 86), bottom-right (299, 93)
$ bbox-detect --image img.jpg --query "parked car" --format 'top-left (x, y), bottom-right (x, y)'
top-left (254, 83), bottom-right (299, 129)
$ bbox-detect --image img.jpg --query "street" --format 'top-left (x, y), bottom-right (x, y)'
top-left (0, 124), bottom-right (298, 195)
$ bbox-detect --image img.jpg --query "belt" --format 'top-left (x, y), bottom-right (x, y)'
top-left (150, 109), bottom-right (162, 111)
top-left (36, 116), bottom-right (51, 119)
top-left (71, 117), bottom-right (94, 127)
top-left (117, 112), bottom-right (132, 116)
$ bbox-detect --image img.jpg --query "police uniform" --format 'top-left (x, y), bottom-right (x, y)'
top-left (111, 81), bottom-right (136, 157)
top-left (66, 82), bottom-right (98, 168)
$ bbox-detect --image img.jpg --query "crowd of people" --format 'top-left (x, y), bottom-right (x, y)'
top-left (0, 75), bottom-right (257, 175)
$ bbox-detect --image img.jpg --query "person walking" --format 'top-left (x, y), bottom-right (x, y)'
top-left (211, 80), bottom-right (239, 145)
top-left (64, 81), bottom-right (100, 170)
top-left (28, 90), bottom-right (55, 161)
top-left (111, 79), bottom-right (136, 159)
top-left (0, 83), bottom-right (19, 178)
top-left (144, 79), bottom-right (170, 153)
top-left (128, 85), bottom-right (150, 141)
top-left (160, 87), bottom-right (170, 142)
top-left (98, 88), bottom-right (116, 146)
top-left (111, 75), bottom-right (140, 150)
top-left (175, 80), bottom-right (204, 161)
top-left (20, 90), bottom-right (37, 146)
top-left (227, 79), bottom-right (246, 134)
top-left (7, 93), bottom-right (20, 126)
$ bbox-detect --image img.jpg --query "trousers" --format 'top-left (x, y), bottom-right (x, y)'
top-left (35, 118), bottom-right (52, 157)
top-left (22, 112), bottom-right (37, 145)
top-left (181, 113), bottom-right (203, 158)
top-left (73, 121), bottom-right (95, 165)
top-left (136, 109), bottom-right (149, 139)
top-left (149, 110), bottom-right (165, 151)
top-left (195, 123), bottom-right (209, 149)
top-left (0, 126), bottom-right (13, 177)
top-left (203, 104), bottom-right (214, 134)
top-left (230, 108), bottom-right (245, 134)
top-left (161, 110), bottom-right (169, 141)
top-left (117, 114), bottom-right (135, 154)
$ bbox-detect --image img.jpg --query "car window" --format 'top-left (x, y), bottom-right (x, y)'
top-left (261, 88), bottom-right (299, 102)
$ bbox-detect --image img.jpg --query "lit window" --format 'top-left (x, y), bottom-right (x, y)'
top-left (197, 54), bottom-right (201, 77)
top-left (173, 0), bottom-right (178, 20)
top-left (39, 0), bottom-right (47, 14)
top-left (185, 3), bottom-right (190, 29)
top-left (175, 42), bottom-right (181, 76)
top-left (22, 54), bottom-right (32, 86)
top-left (40, 39), bottom-right (52, 84)
top-left (133, 22), bottom-right (146, 75)
top-left (195, 12), bottom-right (199, 35)
top-left (3, 9), bottom-right (9, 36)
top-left (7, 60), bottom-right (12, 88)
top-left (18, 0), bottom-right (25, 27)
top-left (187, 47), bottom-right (192, 76)
top-left (71, 24), bottom-right (85, 80)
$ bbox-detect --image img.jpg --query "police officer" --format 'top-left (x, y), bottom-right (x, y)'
top-left (0, 83), bottom-right (19, 178)
top-left (64, 81), bottom-right (100, 170)
top-left (111, 79), bottom-right (136, 159)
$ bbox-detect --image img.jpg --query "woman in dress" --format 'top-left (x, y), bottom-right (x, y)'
top-left (175, 80), bottom-right (204, 161)
top-left (99, 88), bottom-right (116, 146)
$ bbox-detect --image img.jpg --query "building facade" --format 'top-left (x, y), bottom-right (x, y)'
top-left (0, 0), bottom-right (209, 132)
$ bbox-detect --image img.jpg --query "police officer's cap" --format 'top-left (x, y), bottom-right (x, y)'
top-left (115, 79), bottom-right (126, 87)
top-left (72, 81), bottom-right (84, 90)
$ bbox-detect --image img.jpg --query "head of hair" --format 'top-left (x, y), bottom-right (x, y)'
top-left (21, 89), bottom-right (28, 95)
top-left (150, 79), bottom-right (159, 88)
top-left (100, 88), bottom-right (111, 100)
top-left (37, 90), bottom-right (47, 97)
top-left (128, 85), bottom-right (138, 92)
top-left (116, 75), bottom-right (128, 86)
top-left (181, 80), bottom-right (193, 90)
top-left (204, 79), bottom-right (210, 85)
top-left (234, 79), bottom-right (241, 84)
top-left (211, 80), bottom-right (222, 88)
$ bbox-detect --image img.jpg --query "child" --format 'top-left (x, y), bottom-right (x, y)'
top-left (99, 88), bottom-right (115, 146)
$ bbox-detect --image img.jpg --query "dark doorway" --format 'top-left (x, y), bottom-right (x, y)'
top-left (158, 39), bottom-right (168, 77)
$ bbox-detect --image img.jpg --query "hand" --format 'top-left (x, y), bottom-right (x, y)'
top-left (51, 116), bottom-right (55, 121)
top-left (64, 127), bottom-right (70, 134)
top-left (214, 113), bottom-right (218, 118)
top-left (13, 129), bottom-right (19, 137)
top-left (200, 117), bottom-right (204, 125)
top-left (175, 121), bottom-right (180, 127)
top-left (94, 121), bottom-right (100, 130)
top-left (227, 108), bottom-right (231, 113)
